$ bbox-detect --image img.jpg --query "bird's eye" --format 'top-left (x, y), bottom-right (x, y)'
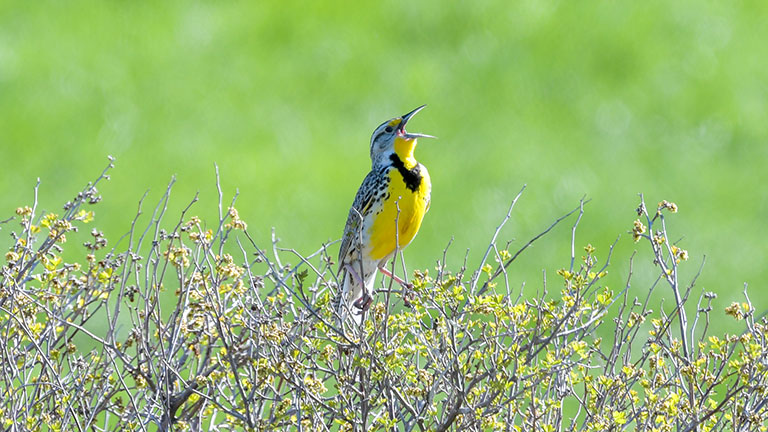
top-left (384, 126), bottom-right (393, 133)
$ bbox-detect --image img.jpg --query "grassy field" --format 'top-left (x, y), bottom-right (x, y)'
top-left (2, 0), bottom-right (767, 327)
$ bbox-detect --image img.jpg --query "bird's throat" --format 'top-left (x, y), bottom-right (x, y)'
top-left (393, 136), bottom-right (418, 169)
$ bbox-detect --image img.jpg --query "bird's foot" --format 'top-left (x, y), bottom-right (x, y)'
top-left (402, 283), bottom-right (416, 308)
top-left (353, 292), bottom-right (373, 312)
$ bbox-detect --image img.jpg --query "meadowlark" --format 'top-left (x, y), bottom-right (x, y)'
top-left (337, 105), bottom-right (434, 318)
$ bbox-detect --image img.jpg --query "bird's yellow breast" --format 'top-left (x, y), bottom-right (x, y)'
top-left (367, 159), bottom-right (431, 261)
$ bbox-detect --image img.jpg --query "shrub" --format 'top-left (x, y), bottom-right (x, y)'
top-left (1, 160), bottom-right (766, 431)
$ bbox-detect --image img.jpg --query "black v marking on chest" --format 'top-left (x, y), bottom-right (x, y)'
top-left (389, 153), bottom-right (422, 192)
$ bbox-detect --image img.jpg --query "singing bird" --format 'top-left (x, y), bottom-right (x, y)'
top-left (337, 105), bottom-right (434, 318)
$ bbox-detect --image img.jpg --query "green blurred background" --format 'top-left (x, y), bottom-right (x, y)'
top-left (2, 1), bottom-right (767, 323)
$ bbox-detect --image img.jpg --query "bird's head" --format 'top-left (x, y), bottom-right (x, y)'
top-left (369, 105), bottom-right (435, 166)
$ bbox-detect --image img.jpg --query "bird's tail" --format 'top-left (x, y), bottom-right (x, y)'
top-left (335, 267), bottom-right (376, 324)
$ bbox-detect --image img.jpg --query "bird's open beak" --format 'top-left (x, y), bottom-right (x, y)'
top-left (399, 105), bottom-right (436, 139)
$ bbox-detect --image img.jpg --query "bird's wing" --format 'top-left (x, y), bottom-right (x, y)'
top-left (338, 170), bottom-right (380, 265)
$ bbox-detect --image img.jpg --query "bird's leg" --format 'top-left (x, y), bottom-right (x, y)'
top-left (378, 266), bottom-right (415, 307)
top-left (377, 266), bottom-right (409, 287)
top-left (344, 263), bottom-right (364, 287)
top-left (345, 264), bottom-right (373, 312)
